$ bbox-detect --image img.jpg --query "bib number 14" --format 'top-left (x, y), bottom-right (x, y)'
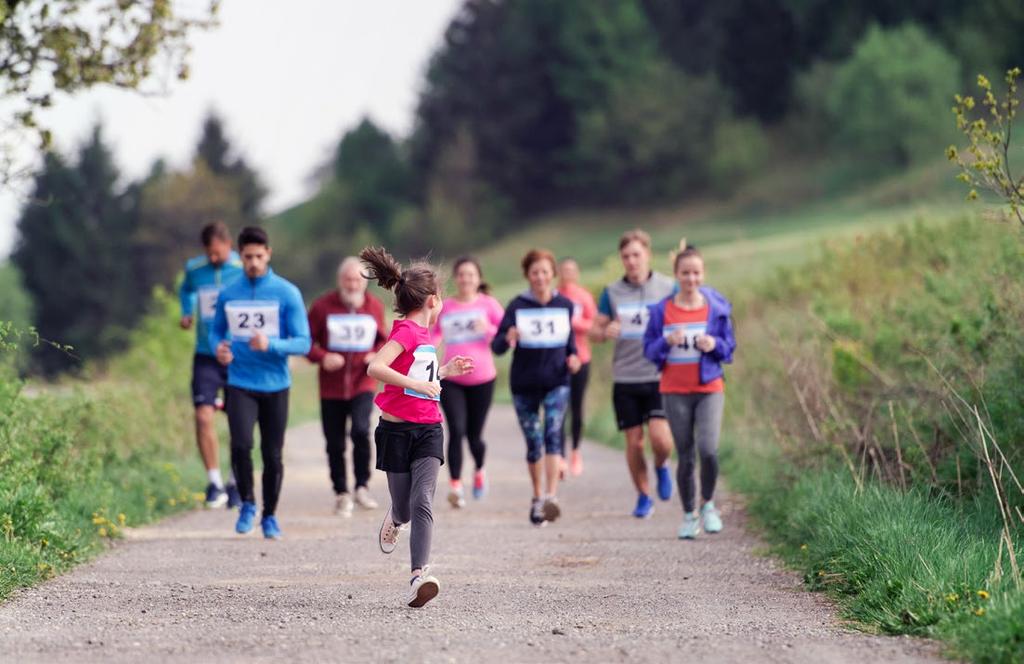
top-left (404, 345), bottom-right (441, 401)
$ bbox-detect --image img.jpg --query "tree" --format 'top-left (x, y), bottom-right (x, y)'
top-left (0, 0), bottom-right (218, 183)
top-left (12, 126), bottom-right (143, 374)
top-left (194, 112), bottom-right (267, 220)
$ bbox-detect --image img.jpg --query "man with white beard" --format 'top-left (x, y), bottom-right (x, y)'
top-left (307, 257), bottom-right (388, 516)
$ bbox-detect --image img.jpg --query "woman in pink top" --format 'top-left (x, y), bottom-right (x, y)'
top-left (362, 247), bottom-right (473, 609)
top-left (558, 257), bottom-right (597, 476)
top-left (433, 256), bottom-right (504, 508)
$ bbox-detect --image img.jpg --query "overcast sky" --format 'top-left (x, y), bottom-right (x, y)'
top-left (0, 0), bottom-right (463, 257)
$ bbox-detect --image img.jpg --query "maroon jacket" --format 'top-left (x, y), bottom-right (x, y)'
top-left (307, 290), bottom-right (387, 400)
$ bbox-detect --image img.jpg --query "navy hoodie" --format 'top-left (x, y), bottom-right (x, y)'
top-left (491, 290), bottom-right (578, 394)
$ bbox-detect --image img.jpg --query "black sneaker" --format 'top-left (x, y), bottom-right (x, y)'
top-left (529, 498), bottom-right (546, 526)
top-left (225, 483), bottom-right (241, 509)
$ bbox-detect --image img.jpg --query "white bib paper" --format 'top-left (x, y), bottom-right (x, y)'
top-left (441, 309), bottom-right (486, 345)
top-left (515, 308), bottom-right (571, 349)
top-left (197, 286), bottom-right (220, 321)
top-left (665, 322), bottom-right (707, 364)
top-left (404, 344), bottom-right (441, 401)
top-left (327, 313), bottom-right (377, 352)
top-left (225, 300), bottom-right (280, 340)
top-left (616, 302), bottom-right (652, 340)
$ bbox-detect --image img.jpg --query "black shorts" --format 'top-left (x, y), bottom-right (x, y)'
top-left (374, 420), bottom-right (445, 473)
top-left (612, 382), bottom-right (666, 431)
top-left (192, 354), bottom-right (227, 407)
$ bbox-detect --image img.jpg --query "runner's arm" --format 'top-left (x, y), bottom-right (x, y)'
top-left (178, 266), bottom-right (195, 317)
top-left (590, 288), bottom-right (613, 342)
top-left (306, 300), bottom-right (327, 363)
top-left (367, 340), bottom-right (433, 394)
top-left (490, 303), bottom-right (515, 356)
top-left (642, 304), bottom-right (670, 368)
top-left (706, 314), bottom-right (736, 364)
top-left (268, 287), bottom-right (312, 356)
top-left (208, 293), bottom-right (228, 350)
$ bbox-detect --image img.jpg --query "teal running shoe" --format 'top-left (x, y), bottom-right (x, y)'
top-left (678, 512), bottom-right (700, 539)
top-left (261, 515), bottom-right (282, 540)
top-left (632, 493), bottom-right (654, 519)
top-left (701, 501), bottom-right (723, 533)
top-left (235, 501), bottom-right (257, 534)
top-left (656, 465), bottom-right (673, 501)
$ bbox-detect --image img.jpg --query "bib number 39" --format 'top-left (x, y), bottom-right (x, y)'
top-left (226, 301), bottom-right (280, 340)
top-left (404, 345), bottom-right (441, 401)
top-left (327, 314), bottom-right (377, 352)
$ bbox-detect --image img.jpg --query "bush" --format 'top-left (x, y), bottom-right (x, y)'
top-left (709, 118), bottom-right (770, 194)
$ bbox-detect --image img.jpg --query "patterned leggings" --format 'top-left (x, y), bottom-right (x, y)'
top-left (512, 385), bottom-right (570, 463)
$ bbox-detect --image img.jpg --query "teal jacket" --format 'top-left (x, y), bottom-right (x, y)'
top-left (208, 267), bottom-right (311, 393)
top-left (179, 251), bottom-right (244, 356)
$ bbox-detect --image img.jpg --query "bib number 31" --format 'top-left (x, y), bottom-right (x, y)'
top-left (404, 345), bottom-right (441, 401)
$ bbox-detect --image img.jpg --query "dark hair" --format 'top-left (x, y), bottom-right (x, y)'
top-left (521, 248), bottom-right (557, 278)
top-left (238, 226), bottom-right (269, 249)
top-left (200, 221), bottom-right (231, 247)
top-left (619, 228), bottom-right (651, 252)
top-left (673, 238), bottom-right (703, 271)
top-left (360, 246), bottom-right (440, 316)
top-left (452, 256), bottom-right (490, 295)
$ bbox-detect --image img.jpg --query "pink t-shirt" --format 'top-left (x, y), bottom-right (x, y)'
top-left (374, 319), bottom-right (443, 424)
top-left (431, 294), bottom-right (504, 386)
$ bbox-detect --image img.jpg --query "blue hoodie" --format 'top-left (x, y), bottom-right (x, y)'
top-left (642, 286), bottom-right (736, 386)
top-left (179, 251), bottom-right (244, 356)
top-left (208, 267), bottom-right (311, 392)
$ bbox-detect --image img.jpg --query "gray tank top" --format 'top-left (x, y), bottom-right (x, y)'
top-left (597, 272), bottom-right (676, 383)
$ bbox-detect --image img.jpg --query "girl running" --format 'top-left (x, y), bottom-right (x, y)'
top-left (433, 256), bottom-right (504, 508)
top-left (643, 242), bottom-right (736, 539)
top-left (557, 257), bottom-right (596, 476)
top-left (361, 247), bottom-right (474, 607)
top-left (492, 249), bottom-right (581, 526)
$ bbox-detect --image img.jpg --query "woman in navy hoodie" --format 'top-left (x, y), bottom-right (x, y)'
top-left (492, 248), bottom-right (581, 527)
top-left (643, 243), bottom-right (736, 540)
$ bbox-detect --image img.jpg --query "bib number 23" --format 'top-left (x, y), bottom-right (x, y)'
top-left (226, 301), bottom-right (280, 339)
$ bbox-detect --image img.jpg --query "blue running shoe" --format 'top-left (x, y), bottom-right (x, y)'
top-left (204, 483), bottom-right (227, 509)
top-left (235, 501), bottom-right (257, 534)
top-left (632, 493), bottom-right (654, 519)
top-left (261, 515), bottom-right (282, 540)
top-left (225, 483), bottom-right (241, 509)
top-left (656, 465), bottom-right (673, 501)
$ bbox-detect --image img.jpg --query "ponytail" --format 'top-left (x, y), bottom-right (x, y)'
top-left (359, 246), bottom-right (441, 316)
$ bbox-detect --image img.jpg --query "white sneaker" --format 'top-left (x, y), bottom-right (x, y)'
top-left (354, 486), bottom-right (379, 510)
top-left (379, 508), bottom-right (405, 554)
top-left (334, 492), bottom-right (353, 518)
top-left (448, 484), bottom-right (466, 509)
top-left (406, 567), bottom-right (440, 608)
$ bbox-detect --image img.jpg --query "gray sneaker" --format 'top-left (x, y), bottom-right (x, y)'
top-left (335, 492), bottom-right (353, 518)
top-left (354, 486), bottom-right (379, 510)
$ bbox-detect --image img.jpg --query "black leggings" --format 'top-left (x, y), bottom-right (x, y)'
top-left (439, 379), bottom-right (495, 481)
top-left (321, 393), bottom-right (374, 494)
top-left (226, 386), bottom-right (289, 517)
top-left (566, 362), bottom-right (590, 450)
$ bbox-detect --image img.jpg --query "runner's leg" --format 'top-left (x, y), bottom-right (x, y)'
top-left (440, 380), bottom-right (468, 482)
top-left (464, 380), bottom-right (494, 470)
top-left (664, 394), bottom-right (698, 513)
top-left (257, 389), bottom-right (289, 517)
top-left (226, 386), bottom-right (259, 505)
top-left (321, 399), bottom-right (348, 495)
top-left (350, 392), bottom-right (374, 490)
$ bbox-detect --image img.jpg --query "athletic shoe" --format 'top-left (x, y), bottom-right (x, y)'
top-left (542, 496), bottom-right (561, 522)
top-left (632, 493), bottom-right (654, 519)
top-left (204, 483), bottom-right (227, 509)
top-left (354, 486), bottom-right (379, 510)
top-left (335, 492), bottom-right (354, 518)
top-left (379, 508), bottom-right (405, 554)
top-left (529, 498), bottom-right (546, 526)
top-left (570, 449), bottom-right (583, 476)
top-left (261, 515), bottom-right (282, 540)
top-left (472, 470), bottom-right (487, 500)
top-left (678, 512), bottom-right (701, 539)
top-left (235, 501), bottom-right (257, 535)
top-left (407, 567), bottom-right (440, 608)
top-left (448, 483), bottom-right (466, 509)
top-left (701, 501), bottom-right (723, 534)
top-left (656, 464), bottom-right (673, 501)
top-left (225, 483), bottom-right (241, 509)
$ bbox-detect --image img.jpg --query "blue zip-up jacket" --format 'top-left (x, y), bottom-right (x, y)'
top-left (642, 286), bottom-right (736, 386)
top-left (208, 267), bottom-right (311, 392)
top-left (179, 251), bottom-right (243, 356)
top-left (491, 290), bottom-right (577, 394)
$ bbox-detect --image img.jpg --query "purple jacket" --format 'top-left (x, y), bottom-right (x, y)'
top-left (642, 286), bottom-right (736, 386)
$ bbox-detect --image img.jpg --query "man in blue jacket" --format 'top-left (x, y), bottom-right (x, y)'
top-left (179, 221), bottom-right (244, 509)
top-left (209, 226), bottom-right (311, 540)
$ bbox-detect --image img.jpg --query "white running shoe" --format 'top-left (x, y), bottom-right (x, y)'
top-left (701, 501), bottom-right (723, 533)
top-left (379, 508), bottom-right (405, 554)
top-left (678, 512), bottom-right (701, 540)
top-left (406, 567), bottom-right (440, 608)
top-left (448, 484), bottom-right (466, 509)
top-left (542, 496), bottom-right (561, 522)
top-left (354, 486), bottom-right (379, 510)
top-left (335, 492), bottom-right (354, 518)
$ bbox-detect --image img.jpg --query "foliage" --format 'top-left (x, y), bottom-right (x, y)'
top-left (0, 0), bottom-right (218, 183)
top-left (948, 68), bottom-right (1024, 225)
top-left (709, 118), bottom-right (770, 193)
top-left (194, 111), bottom-right (267, 221)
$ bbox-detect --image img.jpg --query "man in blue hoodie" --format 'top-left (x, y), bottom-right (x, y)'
top-left (209, 226), bottom-right (311, 540)
top-left (179, 221), bottom-right (244, 509)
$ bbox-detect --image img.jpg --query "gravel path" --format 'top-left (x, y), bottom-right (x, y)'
top-left (0, 406), bottom-right (944, 663)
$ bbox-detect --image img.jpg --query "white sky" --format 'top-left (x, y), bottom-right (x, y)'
top-left (0, 0), bottom-right (463, 257)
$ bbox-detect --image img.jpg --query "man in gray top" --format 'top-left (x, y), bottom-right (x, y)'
top-left (591, 229), bottom-right (676, 519)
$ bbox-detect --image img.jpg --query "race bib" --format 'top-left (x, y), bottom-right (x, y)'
top-left (441, 309), bottom-right (486, 345)
top-left (665, 322), bottom-right (707, 364)
top-left (197, 286), bottom-right (220, 321)
top-left (404, 345), bottom-right (441, 401)
top-left (327, 313), bottom-right (377, 352)
top-left (516, 308), bottom-right (571, 349)
top-left (225, 300), bottom-right (280, 340)
top-left (617, 303), bottom-right (652, 340)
